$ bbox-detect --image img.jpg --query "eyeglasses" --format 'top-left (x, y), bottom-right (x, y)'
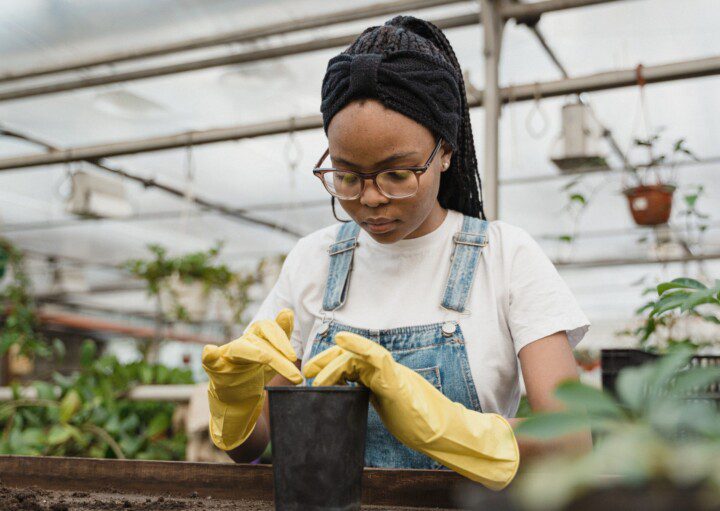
top-left (312, 138), bottom-right (443, 200)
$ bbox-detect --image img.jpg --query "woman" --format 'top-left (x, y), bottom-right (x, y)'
top-left (202, 16), bottom-right (590, 491)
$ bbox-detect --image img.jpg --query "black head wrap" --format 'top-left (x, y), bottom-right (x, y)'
top-left (320, 21), bottom-right (462, 151)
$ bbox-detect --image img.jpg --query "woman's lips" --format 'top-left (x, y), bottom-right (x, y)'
top-left (364, 220), bottom-right (398, 234)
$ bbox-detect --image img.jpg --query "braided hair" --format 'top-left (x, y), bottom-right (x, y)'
top-left (327, 15), bottom-right (485, 221)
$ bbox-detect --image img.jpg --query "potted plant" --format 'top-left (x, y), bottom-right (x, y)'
top-left (604, 277), bottom-right (720, 397)
top-left (512, 346), bottom-right (720, 511)
top-left (622, 131), bottom-right (699, 226)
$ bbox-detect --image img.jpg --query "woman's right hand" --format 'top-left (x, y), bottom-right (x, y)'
top-left (202, 308), bottom-right (303, 451)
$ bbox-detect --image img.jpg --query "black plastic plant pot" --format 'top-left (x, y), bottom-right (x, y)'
top-left (266, 385), bottom-right (370, 511)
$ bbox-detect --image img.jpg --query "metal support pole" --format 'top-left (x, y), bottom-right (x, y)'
top-left (480, 0), bottom-right (506, 220)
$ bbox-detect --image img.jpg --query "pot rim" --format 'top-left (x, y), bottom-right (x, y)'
top-left (266, 385), bottom-right (369, 393)
top-left (622, 183), bottom-right (677, 196)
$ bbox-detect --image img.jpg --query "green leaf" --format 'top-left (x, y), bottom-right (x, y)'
top-left (21, 428), bottom-right (45, 447)
top-left (651, 291), bottom-right (691, 316)
top-left (119, 435), bottom-right (144, 457)
top-left (553, 380), bottom-right (625, 419)
top-left (119, 413), bottom-right (140, 433)
top-left (146, 413), bottom-right (171, 439)
top-left (104, 413), bottom-right (121, 435)
top-left (569, 194), bottom-right (586, 205)
top-left (657, 278), bottom-right (707, 295)
top-left (680, 289), bottom-right (719, 312)
top-left (515, 412), bottom-right (590, 439)
top-left (47, 424), bottom-right (73, 445)
top-left (32, 381), bottom-right (57, 401)
top-left (80, 339), bottom-right (97, 368)
top-left (59, 389), bottom-right (82, 423)
top-left (616, 364), bottom-right (655, 412)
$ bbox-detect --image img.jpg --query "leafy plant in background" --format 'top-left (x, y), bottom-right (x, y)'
top-left (513, 345), bottom-right (720, 511)
top-left (125, 243), bottom-right (267, 327)
top-left (0, 340), bottom-right (193, 460)
top-left (630, 277), bottom-right (720, 352)
top-left (625, 129), bottom-right (699, 188)
top-left (0, 238), bottom-right (50, 358)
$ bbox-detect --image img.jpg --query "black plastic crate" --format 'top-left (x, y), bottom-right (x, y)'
top-left (601, 349), bottom-right (720, 401)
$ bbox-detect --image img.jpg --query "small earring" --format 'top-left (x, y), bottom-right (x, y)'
top-left (443, 161), bottom-right (449, 168)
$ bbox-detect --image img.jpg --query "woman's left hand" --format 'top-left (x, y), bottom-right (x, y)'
top-left (303, 331), bottom-right (520, 491)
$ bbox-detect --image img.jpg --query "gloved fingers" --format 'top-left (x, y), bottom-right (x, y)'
top-left (202, 344), bottom-right (222, 367)
top-left (247, 319), bottom-right (297, 362)
top-left (311, 351), bottom-right (361, 387)
top-left (202, 341), bottom-right (249, 373)
top-left (224, 334), bottom-right (303, 384)
top-left (334, 331), bottom-right (397, 375)
top-left (275, 308), bottom-right (294, 339)
top-left (302, 345), bottom-right (344, 379)
top-left (249, 335), bottom-right (303, 384)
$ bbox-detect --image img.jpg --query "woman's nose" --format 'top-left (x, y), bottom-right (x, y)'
top-left (359, 177), bottom-right (390, 207)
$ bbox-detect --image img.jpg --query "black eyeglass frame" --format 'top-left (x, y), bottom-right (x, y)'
top-left (312, 138), bottom-right (444, 200)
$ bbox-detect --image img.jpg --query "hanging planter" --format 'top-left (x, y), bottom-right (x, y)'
top-left (621, 130), bottom-right (698, 227)
top-left (622, 184), bottom-right (676, 226)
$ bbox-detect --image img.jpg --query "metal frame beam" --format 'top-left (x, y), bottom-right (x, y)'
top-left (0, 126), bottom-right (303, 237)
top-left (0, 0), bottom-right (626, 102)
top-left (1, 54), bottom-right (718, 171)
top-left (0, 0), bottom-right (467, 84)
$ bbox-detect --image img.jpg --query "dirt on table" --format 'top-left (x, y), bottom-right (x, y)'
top-left (0, 484), bottom-right (453, 511)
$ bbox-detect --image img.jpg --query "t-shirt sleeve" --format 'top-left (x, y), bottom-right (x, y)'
top-left (243, 241), bottom-right (304, 357)
top-left (506, 227), bottom-right (590, 354)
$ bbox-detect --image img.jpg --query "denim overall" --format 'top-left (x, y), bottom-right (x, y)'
top-left (307, 215), bottom-right (488, 469)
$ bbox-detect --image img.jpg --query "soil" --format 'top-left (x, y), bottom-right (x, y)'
top-left (0, 484), bottom-right (452, 511)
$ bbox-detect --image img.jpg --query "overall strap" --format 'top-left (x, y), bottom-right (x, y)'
top-left (322, 221), bottom-right (362, 312)
top-left (441, 216), bottom-right (489, 313)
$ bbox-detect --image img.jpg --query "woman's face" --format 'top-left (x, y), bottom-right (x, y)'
top-left (326, 99), bottom-right (452, 244)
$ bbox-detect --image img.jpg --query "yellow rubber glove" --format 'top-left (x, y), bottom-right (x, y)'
top-left (303, 332), bottom-right (520, 491)
top-left (202, 309), bottom-right (303, 451)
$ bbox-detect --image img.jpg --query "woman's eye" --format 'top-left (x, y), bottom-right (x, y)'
top-left (384, 170), bottom-right (412, 181)
top-left (337, 172), bottom-right (359, 185)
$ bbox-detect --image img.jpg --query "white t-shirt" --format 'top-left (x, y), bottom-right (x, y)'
top-left (248, 209), bottom-right (590, 417)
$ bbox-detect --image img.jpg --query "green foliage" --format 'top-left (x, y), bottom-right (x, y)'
top-left (0, 239), bottom-right (50, 358)
top-left (514, 346), bottom-right (720, 510)
top-left (0, 340), bottom-right (193, 460)
top-left (630, 277), bottom-right (720, 352)
top-left (629, 128), bottom-right (699, 187)
top-left (125, 243), bottom-right (265, 325)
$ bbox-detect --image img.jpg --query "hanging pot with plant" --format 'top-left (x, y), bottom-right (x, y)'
top-left (622, 131), bottom-right (698, 227)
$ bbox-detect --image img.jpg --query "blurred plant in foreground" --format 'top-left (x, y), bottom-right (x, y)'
top-left (513, 344), bottom-right (720, 511)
